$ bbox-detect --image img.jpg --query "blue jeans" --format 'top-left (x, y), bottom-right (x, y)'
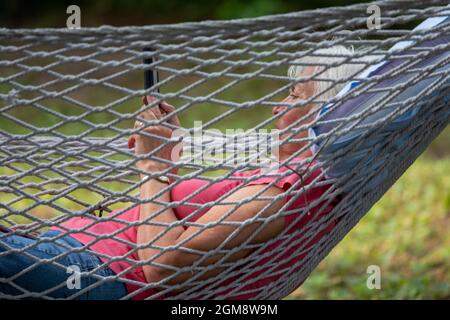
top-left (0, 229), bottom-right (127, 299)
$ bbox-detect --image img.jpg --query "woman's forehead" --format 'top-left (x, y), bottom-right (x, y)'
top-left (302, 66), bottom-right (317, 75)
top-left (291, 66), bottom-right (317, 88)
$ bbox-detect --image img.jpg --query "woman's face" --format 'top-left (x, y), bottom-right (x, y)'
top-left (272, 66), bottom-right (317, 130)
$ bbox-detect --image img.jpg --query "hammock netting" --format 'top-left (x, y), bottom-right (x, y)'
top-left (0, 0), bottom-right (449, 299)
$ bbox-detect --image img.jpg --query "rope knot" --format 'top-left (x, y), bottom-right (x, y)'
top-left (7, 89), bottom-right (19, 105)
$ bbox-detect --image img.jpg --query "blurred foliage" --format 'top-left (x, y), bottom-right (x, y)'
top-left (0, 0), bottom-right (371, 28)
top-left (287, 152), bottom-right (450, 299)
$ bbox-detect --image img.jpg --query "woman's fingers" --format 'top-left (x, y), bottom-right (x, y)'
top-left (134, 96), bottom-right (180, 138)
top-left (159, 100), bottom-right (175, 111)
top-left (141, 96), bottom-right (180, 127)
top-left (143, 95), bottom-right (157, 105)
top-left (150, 104), bottom-right (162, 118)
top-left (159, 101), bottom-right (181, 127)
top-left (129, 96), bottom-right (172, 151)
top-left (139, 107), bottom-right (160, 120)
top-left (143, 95), bottom-right (163, 118)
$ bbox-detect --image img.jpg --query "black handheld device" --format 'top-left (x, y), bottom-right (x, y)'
top-left (143, 47), bottom-right (159, 94)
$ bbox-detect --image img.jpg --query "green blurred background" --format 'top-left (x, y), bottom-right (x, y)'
top-left (1, 0), bottom-right (373, 27)
top-left (1, 0), bottom-right (449, 299)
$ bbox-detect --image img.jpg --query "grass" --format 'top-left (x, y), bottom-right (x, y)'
top-left (287, 143), bottom-right (450, 299)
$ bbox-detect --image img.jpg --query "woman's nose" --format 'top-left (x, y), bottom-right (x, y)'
top-left (273, 95), bottom-right (293, 115)
top-left (272, 100), bottom-right (287, 116)
top-left (272, 105), bottom-right (287, 116)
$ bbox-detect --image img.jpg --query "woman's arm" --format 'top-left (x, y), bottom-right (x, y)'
top-left (136, 166), bottom-right (184, 282)
top-left (139, 180), bottom-right (286, 286)
top-left (130, 96), bottom-right (186, 281)
top-left (130, 96), bottom-right (287, 288)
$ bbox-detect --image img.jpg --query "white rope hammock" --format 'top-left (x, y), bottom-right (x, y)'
top-left (0, 0), bottom-right (449, 299)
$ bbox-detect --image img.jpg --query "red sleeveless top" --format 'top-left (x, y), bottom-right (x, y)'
top-left (51, 156), bottom-right (338, 299)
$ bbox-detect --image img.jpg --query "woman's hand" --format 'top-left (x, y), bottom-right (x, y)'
top-left (128, 96), bottom-right (181, 174)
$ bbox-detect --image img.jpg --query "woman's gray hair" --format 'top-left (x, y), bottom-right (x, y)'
top-left (288, 45), bottom-right (381, 104)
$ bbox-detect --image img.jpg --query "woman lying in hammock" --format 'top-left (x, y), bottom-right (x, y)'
top-left (0, 46), bottom-right (366, 300)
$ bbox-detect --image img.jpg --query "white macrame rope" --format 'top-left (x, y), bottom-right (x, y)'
top-left (0, 0), bottom-right (449, 299)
